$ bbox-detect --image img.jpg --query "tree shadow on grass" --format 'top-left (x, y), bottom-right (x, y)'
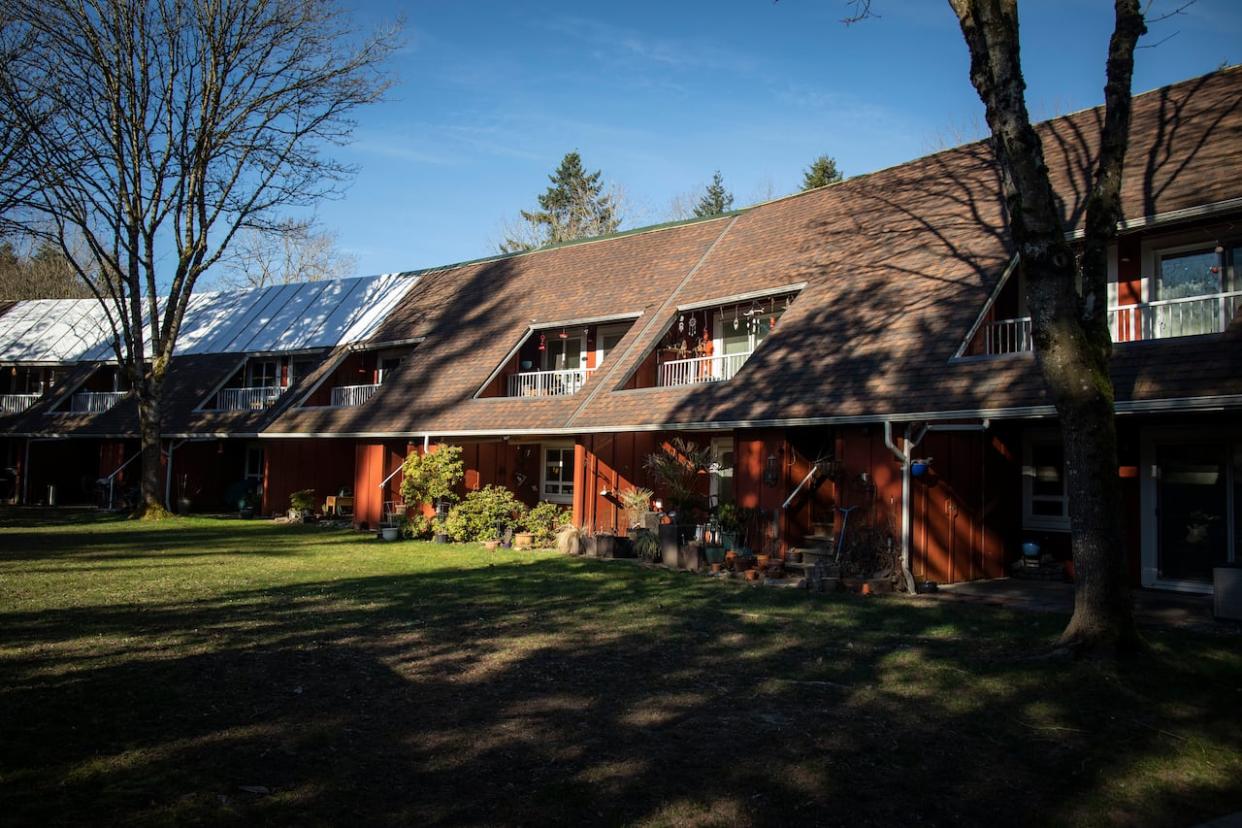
top-left (2, 552), bottom-right (1241, 827)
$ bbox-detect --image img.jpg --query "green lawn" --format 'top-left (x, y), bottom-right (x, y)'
top-left (1, 510), bottom-right (1240, 827)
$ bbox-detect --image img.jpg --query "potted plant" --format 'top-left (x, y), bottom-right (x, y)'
top-left (175, 473), bottom-right (195, 514)
top-left (631, 528), bottom-right (659, 563)
top-left (288, 488), bottom-right (316, 523)
top-left (557, 523), bottom-right (584, 556)
top-left (618, 486), bottom-right (654, 533)
top-left (643, 437), bottom-right (713, 559)
top-left (238, 486), bottom-right (260, 519)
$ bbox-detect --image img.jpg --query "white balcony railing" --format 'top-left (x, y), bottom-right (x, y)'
top-left (0, 393), bottom-right (40, 415)
top-left (70, 391), bottom-right (127, 413)
top-left (507, 368), bottom-right (594, 398)
top-left (212, 385), bottom-right (282, 411)
top-left (978, 290), bottom-right (1242, 355)
top-left (1109, 290), bottom-right (1242, 342)
top-left (659, 350), bottom-right (753, 387)
top-left (981, 317), bottom-right (1033, 355)
top-left (331, 383), bottom-right (381, 407)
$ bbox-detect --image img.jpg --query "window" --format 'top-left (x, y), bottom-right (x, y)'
top-left (595, 324), bottom-right (629, 367)
top-left (245, 446), bottom-right (264, 482)
top-left (247, 360), bottom-right (279, 388)
top-left (1156, 247), bottom-right (1222, 300)
top-left (1022, 435), bottom-right (1069, 531)
top-left (543, 334), bottom-right (584, 373)
top-left (541, 444), bottom-right (574, 504)
top-left (709, 436), bottom-right (734, 507)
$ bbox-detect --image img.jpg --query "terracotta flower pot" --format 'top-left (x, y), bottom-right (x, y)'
top-left (710, 562), bottom-right (722, 574)
top-left (756, 554), bottom-right (770, 569)
top-left (745, 569), bottom-right (762, 582)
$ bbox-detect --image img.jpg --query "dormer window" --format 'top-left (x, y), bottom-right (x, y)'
top-left (297, 345), bottom-right (415, 408)
top-left (53, 365), bottom-right (129, 414)
top-left (204, 356), bottom-right (293, 411)
top-left (623, 289), bottom-right (799, 390)
top-left (477, 317), bottom-right (637, 399)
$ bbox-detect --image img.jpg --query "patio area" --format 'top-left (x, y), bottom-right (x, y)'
top-left (923, 578), bottom-right (1233, 633)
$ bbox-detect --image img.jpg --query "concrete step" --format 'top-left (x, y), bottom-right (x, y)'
top-left (802, 533), bottom-right (835, 545)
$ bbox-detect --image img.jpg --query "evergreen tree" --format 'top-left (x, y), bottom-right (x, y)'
top-left (501, 151), bottom-right (620, 253)
top-left (801, 155), bottom-right (844, 190)
top-left (693, 171), bottom-right (733, 218)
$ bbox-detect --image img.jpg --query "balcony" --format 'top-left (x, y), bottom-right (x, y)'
top-left (659, 350), bottom-right (753, 387)
top-left (976, 290), bottom-right (1242, 356)
top-left (212, 385), bottom-right (282, 411)
top-left (70, 391), bottom-right (127, 413)
top-left (331, 383), bottom-right (381, 407)
top-left (0, 393), bottom-right (39, 415)
top-left (507, 368), bottom-right (595, 398)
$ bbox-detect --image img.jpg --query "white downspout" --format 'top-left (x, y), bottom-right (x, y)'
top-left (885, 421), bottom-right (925, 594)
top-left (884, 420), bottom-right (989, 594)
top-left (164, 439), bottom-right (189, 510)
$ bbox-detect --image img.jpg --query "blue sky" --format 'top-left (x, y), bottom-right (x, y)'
top-left (318, 0), bottom-right (1242, 276)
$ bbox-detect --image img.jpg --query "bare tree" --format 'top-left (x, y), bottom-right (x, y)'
top-left (215, 219), bottom-right (357, 290)
top-left (838, 0), bottom-right (1151, 656)
top-left (0, 0), bottom-right (398, 516)
top-left (947, 0), bottom-right (1147, 656)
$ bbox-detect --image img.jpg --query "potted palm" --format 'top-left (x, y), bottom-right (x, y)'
top-left (643, 437), bottom-right (713, 566)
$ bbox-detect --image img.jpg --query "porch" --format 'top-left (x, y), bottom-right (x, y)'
top-left (925, 578), bottom-right (1228, 632)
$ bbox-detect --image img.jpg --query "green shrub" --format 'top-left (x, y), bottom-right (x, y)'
top-left (525, 501), bottom-right (570, 547)
top-left (443, 485), bottom-right (527, 542)
top-left (289, 488), bottom-right (316, 513)
top-left (400, 444), bottom-right (465, 510)
top-left (400, 513), bottom-right (434, 539)
top-left (631, 528), bottom-right (659, 562)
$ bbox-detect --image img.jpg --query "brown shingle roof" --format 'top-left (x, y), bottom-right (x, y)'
top-left (263, 66), bottom-right (1242, 437)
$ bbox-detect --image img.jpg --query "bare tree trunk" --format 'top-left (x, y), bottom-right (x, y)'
top-left (949, 0), bottom-right (1145, 657)
top-left (135, 381), bottom-right (167, 518)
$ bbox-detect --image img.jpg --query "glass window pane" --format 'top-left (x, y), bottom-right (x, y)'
top-left (1158, 248), bottom-right (1221, 299)
top-left (1032, 499), bottom-right (1063, 516)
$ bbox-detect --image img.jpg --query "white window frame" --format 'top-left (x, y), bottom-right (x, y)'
top-left (594, 323), bottom-right (629, 369)
top-left (246, 359), bottom-right (280, 389)
top-left (542, 331), bottom-right (587, 373)
top-left (244, 445), bottom-right (264, 482)
top-left (1153, 242), bottom-right (1223, 301)
top-left (1139, 427), bottom-right (1236, 594)
top-left (1022, 430), bottom-right (1070, 532)
top-left (540, 442), bottom-right (575, 505)
top-left (709, 435), bottom-right (734, 508)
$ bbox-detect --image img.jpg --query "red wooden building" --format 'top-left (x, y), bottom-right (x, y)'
top-left (4, 67), bottom-right (1242, 597)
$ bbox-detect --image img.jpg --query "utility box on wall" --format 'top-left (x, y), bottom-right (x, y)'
top-left (1214, 564), bottom-right (1242, 621)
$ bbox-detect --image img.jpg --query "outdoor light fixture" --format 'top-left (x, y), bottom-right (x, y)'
top-left (764, 454), bottom-right (779, 487)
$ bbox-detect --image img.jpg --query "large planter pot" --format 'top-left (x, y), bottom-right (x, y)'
top-left (582, 535), bottom-right (597, 557)
top-left (681, 542), bottom-right (703, 572)
top-left (176, 496), bottom-right (192, 514)
top-left (513, 531), bottom-right (534, 551)
top-left (704, 546), bottom-right (725, 565)
top-left (659, 524), bottom-right (680, 567)
top-left (239, 507), bottom-right (255, 520)
top-left (381, 526), bottom-right (399, 541)
top-left (595, 534), bottom-right (620, 559)
top-left (433, 532), bottom-right (448, 544)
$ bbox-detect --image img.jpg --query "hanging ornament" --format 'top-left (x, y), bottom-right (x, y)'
top-left (770, 315), bottom-right (777, 331)
top-left (678, 314), bottom-right (685, 334)
top-left (785, 296), bottom-right (792, 310)
top-left (538, 333), bottom-right (546, 351)
top-left (558, 328), bottom-right (568, 340)
top-left (732, 305), bottom-right (740, 331)
top-left (688, 315), bottom-right (697, 337)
